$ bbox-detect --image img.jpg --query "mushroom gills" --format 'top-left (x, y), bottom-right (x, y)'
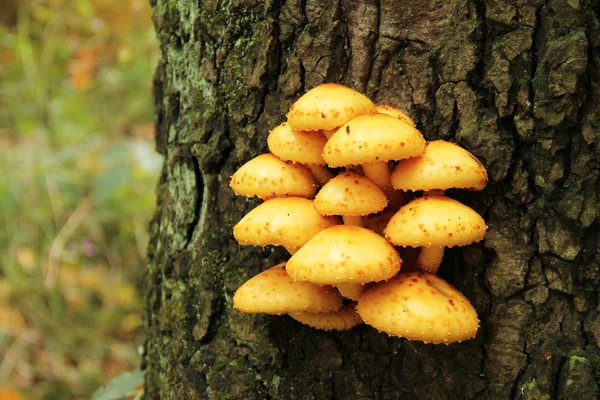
top-left (289, 302), bottom-right (362, 331)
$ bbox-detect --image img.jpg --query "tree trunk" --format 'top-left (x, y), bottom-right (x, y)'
top-left (143, 0), bottom-right (600, 398)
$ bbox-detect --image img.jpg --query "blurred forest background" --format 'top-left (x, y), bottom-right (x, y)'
top-left (0, 0), bottom-right (160, 398)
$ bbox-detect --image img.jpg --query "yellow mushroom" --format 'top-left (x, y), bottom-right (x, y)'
top-left (312, 172), bottom-right (388, 299)
top-left (322, 114), bottom-right (425, 197)
top-left (267, 122), bottom-right (333, 185)
top-left (384, 196), bottom-right (487, 273)
top-left (314, 172), bottom-right (387, 226)
top-left (286, 225), bottom-right (401, 285)
top-left (286, 83), bottom-right (377, 131)
top-left (391, 140), bottom-right (488, 195)
top-left (234, 263), bottom-right (342, 314)
top-left (230, 153), bottom-right (318, 199)
top-left (356, 271), bottom-right (480, 344)
top-left (233, 197), bottom-right (340, 255)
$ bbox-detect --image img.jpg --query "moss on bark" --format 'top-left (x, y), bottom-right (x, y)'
top-left (144, 0), bottom-right (600, 398)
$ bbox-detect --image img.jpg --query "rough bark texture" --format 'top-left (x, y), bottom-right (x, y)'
top-left (144, 0), bottom-right (600, 398)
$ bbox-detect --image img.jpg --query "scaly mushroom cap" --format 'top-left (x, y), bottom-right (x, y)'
top-left (376, 104), bottom-right (416, 127)
top-left (384, 196), bottom-right (486, 247)
top-left (233, 197), bottom-right (340, 250)
top-left (357, 272), bottom-right (479, 344)
top-left (314, 172), bottom-right (387, 216)
top-left (289, 302), bottom-right (363, 331)
top-left (286, 83), bottom-right (377, 131)
top-left (322, 114), bottom-right (426, 167)
top-left (234, 263), bottom-right (343, 314)
top-left (286, 225), bottom-right (401, 284)
top-left (267, 122), bottom-right (328, 165)
top-left (230, 153), bottom-right (318, 199)
top-left (391, 140), bottom-right (488, 191)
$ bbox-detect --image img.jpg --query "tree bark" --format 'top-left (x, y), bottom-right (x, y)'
top-left (143, 0), bottom-right (600, 398)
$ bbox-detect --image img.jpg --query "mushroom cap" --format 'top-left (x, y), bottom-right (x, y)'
top-left (314, 172), bottom-right (388, 216)
top-left (384, 196), bottom-right (487, 248)
top-left (267, 122), bottom-right (328, 165)
top-left (233, 263), bottom-right (343, 314)
top-left (230, 153), bottom-right (318, 199)
top-left (289, 302), bottom-right (363, 331)
top-left (286, 225), bottom-right (401, 284)
top-left (233, 197), bottom-right (340, 250)
top-left (286, 83), bottom-right (377, 131)
top-left (356, 272), bottom-right (480, 344)
top-left (376, 104), bottom-right (415, 127)
top-left (322, 114), bottom-right (426, 167)
top-left (391, 140), bottom-right (488, 191)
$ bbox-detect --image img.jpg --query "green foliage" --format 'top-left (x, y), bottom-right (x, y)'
top-left (90, 370), bottom-right (144, 400)
top-left (0, 0), bottom-right (159, 399)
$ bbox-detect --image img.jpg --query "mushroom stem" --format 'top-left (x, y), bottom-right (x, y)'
top-left (342, 215), bottom-right (363, 227)
top-left (335, 283), bottom-right (364, 300)
top-left (416, 246), bottom-right (445, 273)
top-left (362, 162), bottom-right (404, 207)
top-left (362, 161), bottom-right (391, 189)
top-left (308, 165), bottom-right (334, 186)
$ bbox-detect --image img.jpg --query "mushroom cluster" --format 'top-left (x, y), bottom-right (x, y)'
top-left (230, 83), bottom-right (488, 345)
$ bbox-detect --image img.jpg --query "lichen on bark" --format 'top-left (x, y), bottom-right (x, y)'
top-left (144, 0), bottom-right (600, 398)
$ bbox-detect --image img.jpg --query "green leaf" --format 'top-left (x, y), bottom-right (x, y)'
top-left (91, 369), bottom-right (144, 400)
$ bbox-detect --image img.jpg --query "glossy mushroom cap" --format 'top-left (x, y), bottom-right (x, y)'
top-left (233, 197), bottom-right (340, 250)
top-left (314, 172), bottom-right (387, 216)
top-left (376, 104), bottom-right (415, 127)
top-left (286, 225), bottom-right (401, 284)
top-left (391, 140), bottom-right (488, 191)
top-left (230, 153), bottom-right (318, 199)
top-left (322, 114), bottom-right (426, 168)
top-left (384, 196), bottom-right (487, 248)
top-left (286, 83), bottom-right (377, 131)
top-left (267, 122), bottom-right (328, 165)
top-left (233, 263), bottom-right (343, 314)
top-left (356, 272), bottom-right (480, 344)
top-left (289, 302), bottom-right (363, 331)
